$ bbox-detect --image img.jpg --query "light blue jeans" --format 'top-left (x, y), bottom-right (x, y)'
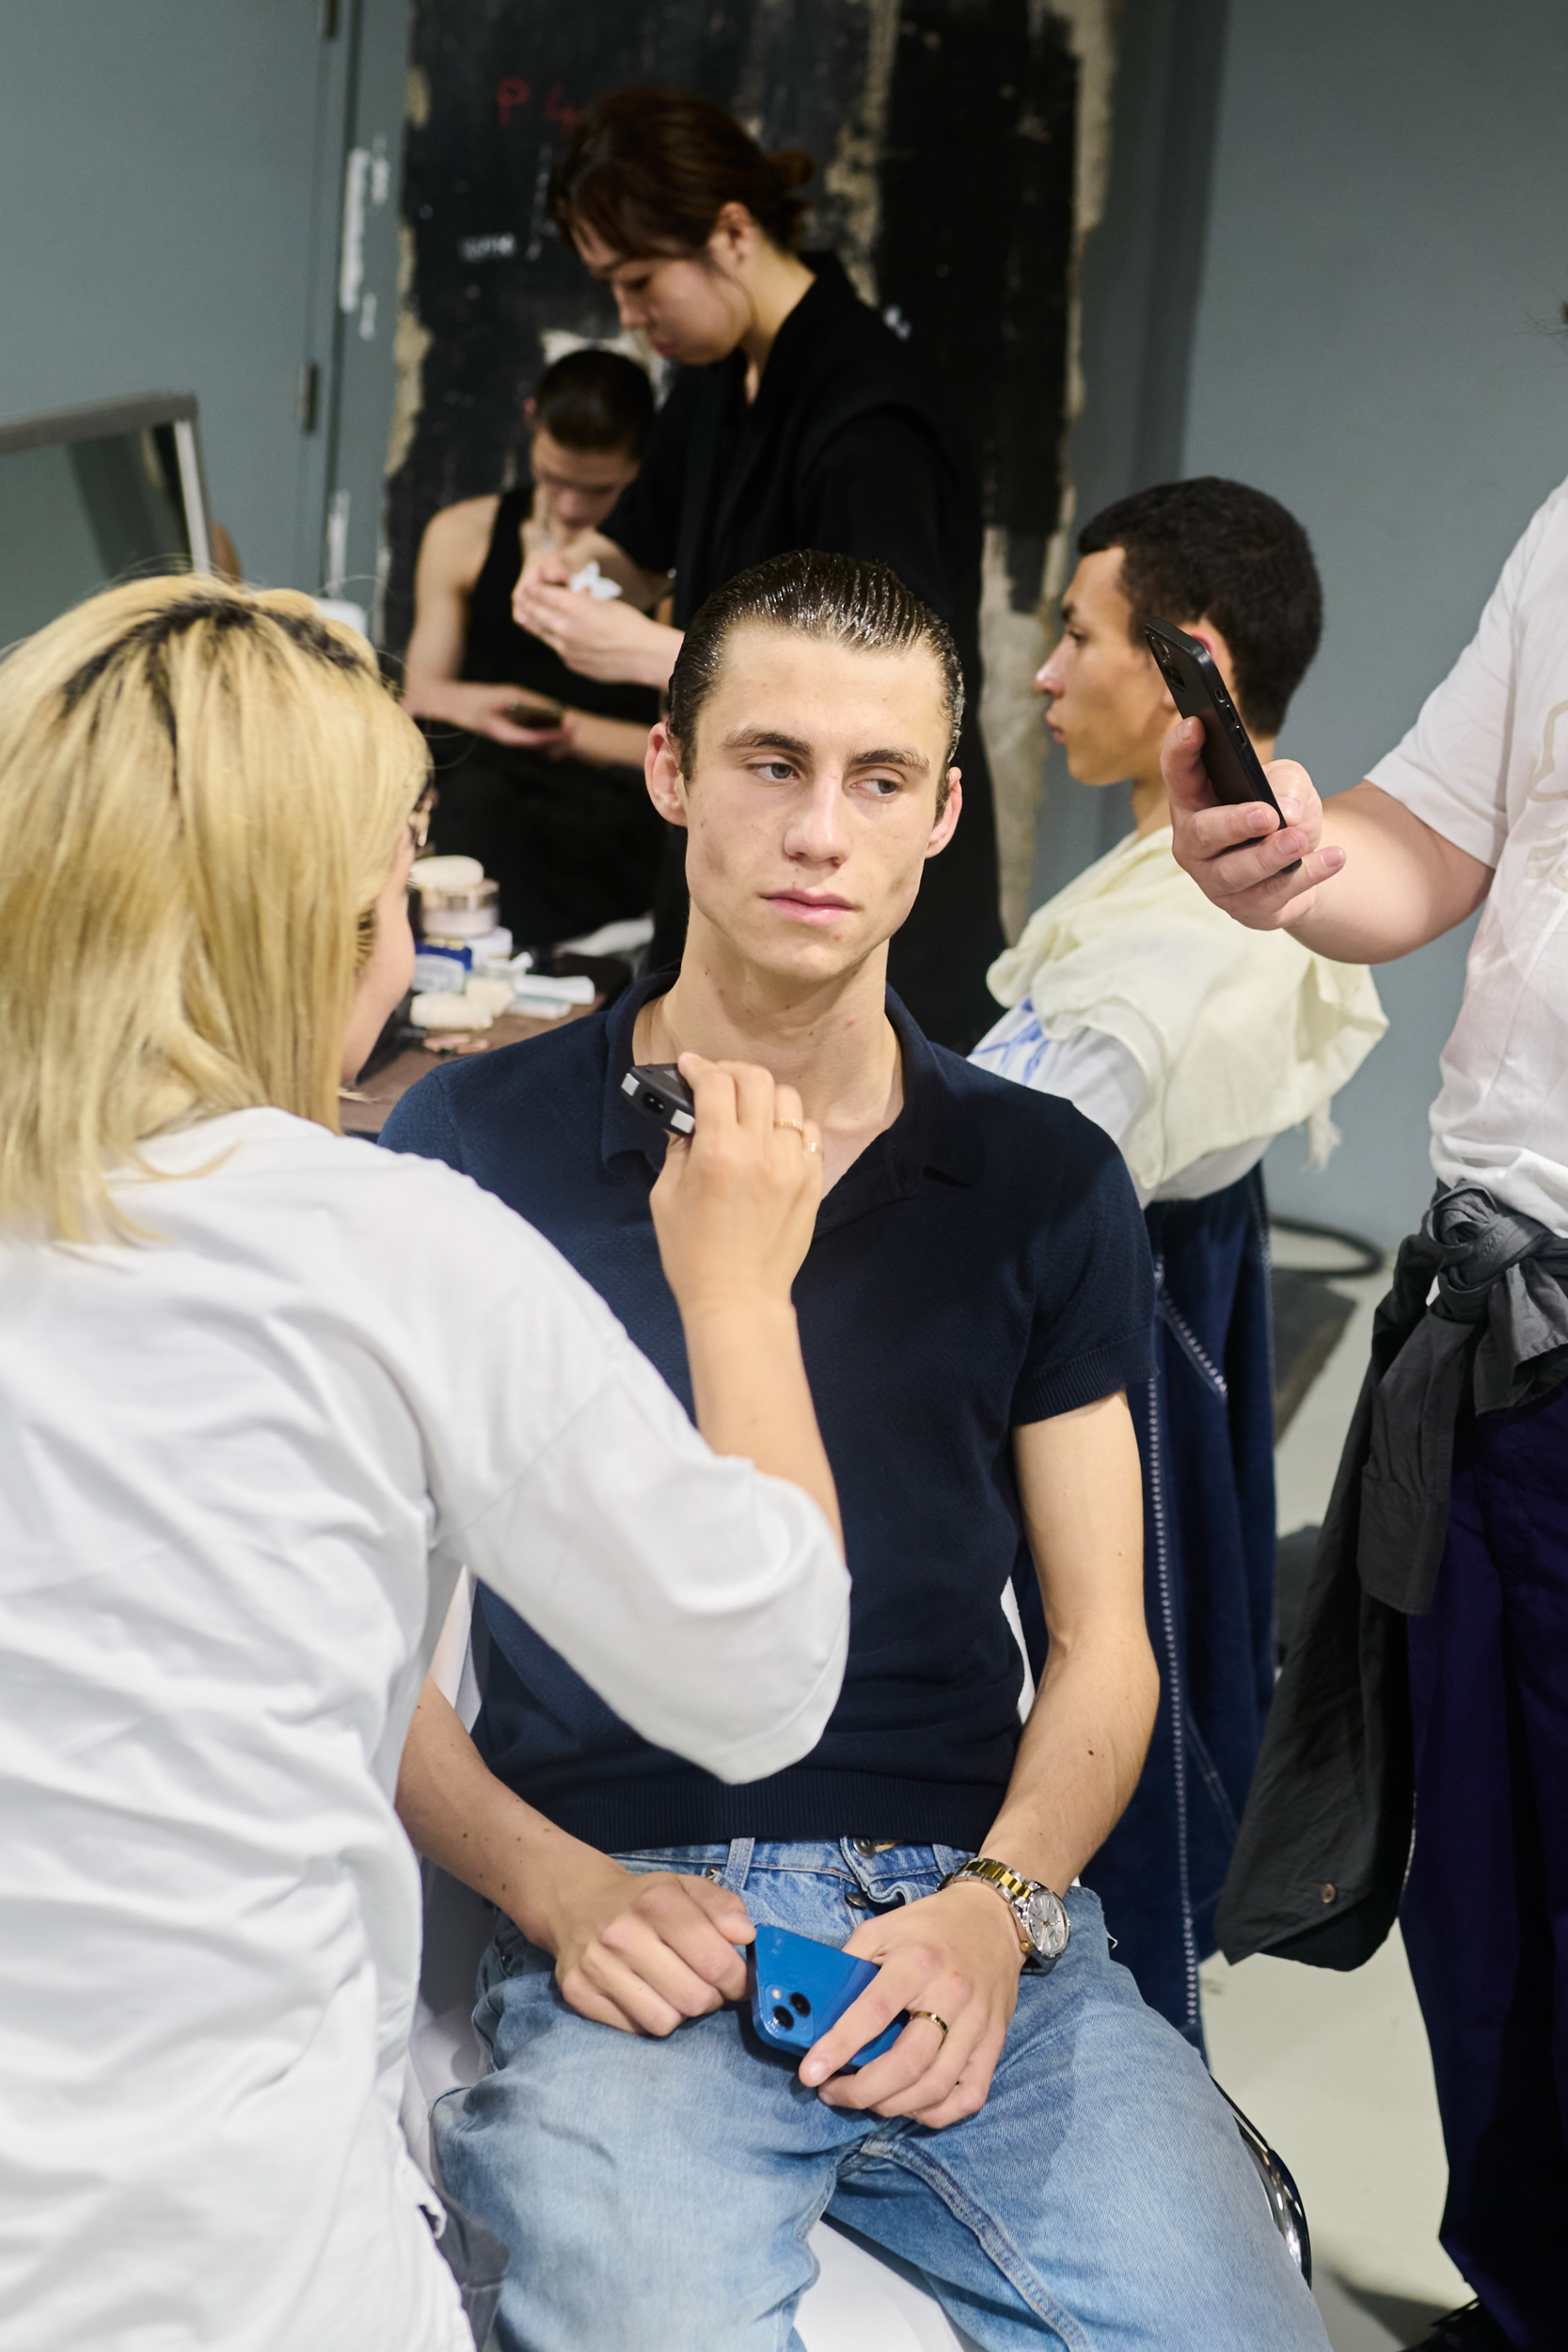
top-left (433, 1839), bottom-right (1328, 2351)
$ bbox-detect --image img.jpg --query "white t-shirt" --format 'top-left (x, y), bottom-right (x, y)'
top-left (0, 1108), bottom-right (847, 2351)
top-left (1370, 475), bottom-right (1568, 1233)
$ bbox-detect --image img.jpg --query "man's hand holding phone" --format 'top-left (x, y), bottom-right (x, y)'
top-left (401, 676), bottom-right (573, 750)
top-left (797, 1878), bottom-right (1025, 2131)
top-left (1163, 714), bottom-right (1346, 930)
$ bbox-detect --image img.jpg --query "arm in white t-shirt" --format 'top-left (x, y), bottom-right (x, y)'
top-left (1163, 766), bottom-right (1492, 964)
top-left (1154, 491), bottom-right (1568, 957)
top-left (385, 1137), bottom-right (847, 1788)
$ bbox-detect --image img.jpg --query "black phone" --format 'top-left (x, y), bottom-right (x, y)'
top-left (1143, 619), bottom-right (1299, 872)
top-left (622, 1061), bottom-right (695, 1137)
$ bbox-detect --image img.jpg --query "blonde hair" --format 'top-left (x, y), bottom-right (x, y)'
top-left (0, 577), bottom-right (427, 1241)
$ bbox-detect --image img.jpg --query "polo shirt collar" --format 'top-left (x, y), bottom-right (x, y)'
top-left (598, 971), bottom-right (984, 1201)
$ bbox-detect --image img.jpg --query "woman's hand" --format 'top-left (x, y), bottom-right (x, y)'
top-left (513, 566), bottom-right (683, 691)
top-left (650, 1056), bottom-right (823, 1317)
top-left (799, 1878), bottom-right (1026, 2129)
top-left (536, 1852), bottom-right (754, 2036)
top-left (402, 675), bottom-right (571, 750)
top-left (650, 1053), bottom-right (841, 1550)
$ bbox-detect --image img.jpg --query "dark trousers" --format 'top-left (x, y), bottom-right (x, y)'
top-left (1402, 1378), bottom-right (1568, 2350)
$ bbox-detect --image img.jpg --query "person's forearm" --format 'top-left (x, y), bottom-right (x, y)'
top-left (395, 1679), bottom-right (605, 1948)
top-left (611, 612), bottom-right (682, 692)
top-left (679, 1298), bottom-right (843, 1553)
top-left (983, 1624), bottom-right (1159, 1896)
top-left (1282, 782), bottom-right (1491, 961)
top-left (401, 668), bottom-right (459, 719)
top-left (565, 532), bottom-right (672, 615)
top-left (566, 712), bottom-right (653, 769)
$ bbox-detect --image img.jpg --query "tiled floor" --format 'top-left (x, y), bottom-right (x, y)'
top-left (1200, 1231), bottom-right (1466, 2352)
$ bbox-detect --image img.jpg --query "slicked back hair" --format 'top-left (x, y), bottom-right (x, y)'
top-left (668, 550), bottom-right (964, 808)
top-left (1079, 476), bottom-right (1323, 738)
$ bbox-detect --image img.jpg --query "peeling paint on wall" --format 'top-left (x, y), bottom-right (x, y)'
top-left (385, 219), bottom-right (431, 481)
top-left (821, 0), bottom-right (900, 304)
top-left (982, 0), bottom-right (1118, 937)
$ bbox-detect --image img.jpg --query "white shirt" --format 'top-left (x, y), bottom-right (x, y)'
top-left (0, 1109), bottom-right (847, 2351)
top-left (1369, 475), bottom-right (1568, 1234)
top-left (974, 827), bottom-right (1386, 1203)
top-left (971, 1015), bottom-right (1272, 1206)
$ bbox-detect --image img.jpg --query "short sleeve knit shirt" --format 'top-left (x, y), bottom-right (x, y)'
top-left (382, 976), bottom-right (1154, 1851)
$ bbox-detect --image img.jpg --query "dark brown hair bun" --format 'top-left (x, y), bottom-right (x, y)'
top-left (549, 91), bottom-right (816, 260)
top-left (768, 149), bottom-right (816, 197)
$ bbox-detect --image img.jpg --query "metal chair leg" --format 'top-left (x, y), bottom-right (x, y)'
top-left (1217, 2085), bottom-right (1313, 2284)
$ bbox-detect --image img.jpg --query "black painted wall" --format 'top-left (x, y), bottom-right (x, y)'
top-left (386, 0), bottom-right (1080, 653)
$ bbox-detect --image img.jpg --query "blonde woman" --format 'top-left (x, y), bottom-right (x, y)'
top-left (0, 580), bottom-right (847, 2350)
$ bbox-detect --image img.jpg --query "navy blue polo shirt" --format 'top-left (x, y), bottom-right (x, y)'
top-left (382, 976), bottom-right (1154, 1851)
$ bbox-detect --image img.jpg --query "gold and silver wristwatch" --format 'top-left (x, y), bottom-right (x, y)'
top-left (942, 1856), bottom-right (1070, 1972)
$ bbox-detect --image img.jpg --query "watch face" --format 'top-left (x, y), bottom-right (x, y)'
top-left (1021, 1885), bottom-right (1069, 1960)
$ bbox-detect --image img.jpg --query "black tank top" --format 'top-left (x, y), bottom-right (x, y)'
top-left (459, 485), bottom-right (659, 730)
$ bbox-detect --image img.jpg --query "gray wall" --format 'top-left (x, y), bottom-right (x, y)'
top-left (1032, 0), bottom-right (1232, 914)
top-left (0, 0), bottom-right (408, 610)
top-left (1178, 0), bottom-right (1568, 1244)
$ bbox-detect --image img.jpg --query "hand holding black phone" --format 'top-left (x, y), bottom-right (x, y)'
top-left (1144, 620), bottom-right (1300, 873)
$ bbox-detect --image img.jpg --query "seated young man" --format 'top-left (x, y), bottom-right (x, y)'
top-left (973, 479), bottom-right (1386, 2044)
top-left (383, 550), bottom-right (1328, 2352)
top-left (402, 344), bottom-right (666, 946)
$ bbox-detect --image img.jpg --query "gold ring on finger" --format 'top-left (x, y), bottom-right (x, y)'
top-left (910, 2010), bottom-right (950, 2044)
top-left (772, 1118), bottom-right (805, 1137)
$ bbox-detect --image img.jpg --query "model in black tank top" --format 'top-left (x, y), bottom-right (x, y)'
top-left (426, 485), bottom-right (665, 947)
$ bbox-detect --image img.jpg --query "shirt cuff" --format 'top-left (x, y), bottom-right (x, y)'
top-left (1012, 1328), bottom-right (1154, 1425)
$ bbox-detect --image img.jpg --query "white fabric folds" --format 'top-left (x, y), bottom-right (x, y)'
top-left (985, 827), bottom-right (1387, 1197)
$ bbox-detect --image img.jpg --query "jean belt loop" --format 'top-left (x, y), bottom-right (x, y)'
top-left (721, 1836), bottom-right (754, 1894)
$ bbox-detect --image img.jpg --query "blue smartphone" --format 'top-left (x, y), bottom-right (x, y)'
top-left (749, 1923), bottom-right (905, 2071)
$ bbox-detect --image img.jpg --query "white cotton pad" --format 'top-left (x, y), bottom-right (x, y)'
top-left (463, 977), bottom-right (515, 1018)
top-left (410, 854), bottom-right (485, 892)
top-left (410, 992), bottom-right (494, 1031)
top-left (567, 558), bottom-right (624, 601)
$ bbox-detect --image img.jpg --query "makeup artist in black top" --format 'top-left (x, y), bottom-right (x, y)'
top-left (514, 89), bottom-right (1004, 1050)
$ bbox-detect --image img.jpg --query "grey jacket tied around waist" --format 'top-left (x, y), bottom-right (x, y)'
top-left (1217, 1182), bottom-right (1568, 1971)
top-left (1359, 1182), bottom-right (1568, 1613)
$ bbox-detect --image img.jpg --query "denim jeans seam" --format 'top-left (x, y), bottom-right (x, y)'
top-left (784, 2169), bottom-right (855, 2347)
top-left (870, 2137), bottom-right (1093, 2350)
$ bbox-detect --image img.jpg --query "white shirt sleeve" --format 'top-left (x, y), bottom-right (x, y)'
top-left (1367, 491), bottom-right (1564, 867)
top-left (972, 1007), bottom-right (1151, 1146)
top-left (390, 1159), bottom-right (850, 1787)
